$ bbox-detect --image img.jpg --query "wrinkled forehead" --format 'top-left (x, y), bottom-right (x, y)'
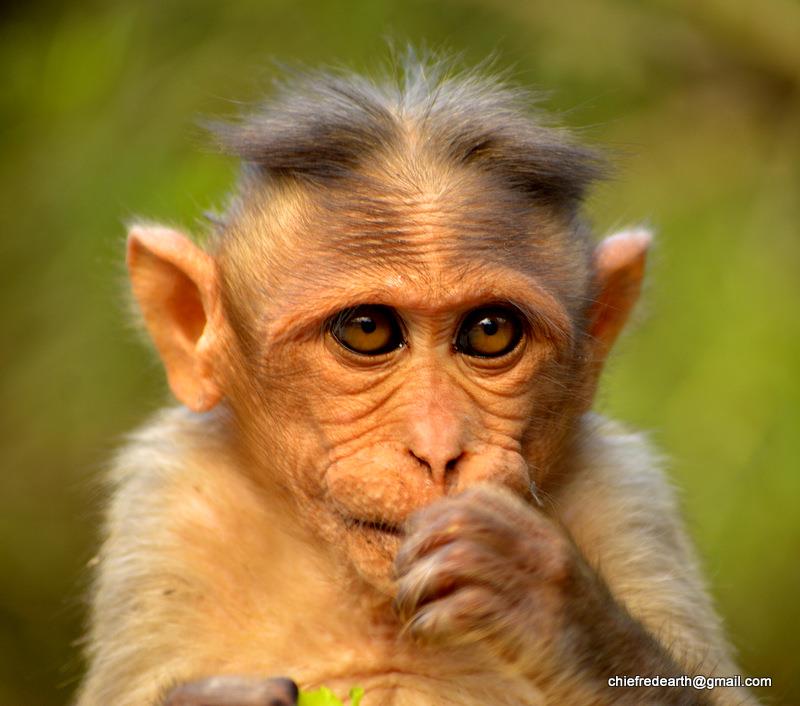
top-left (307, 175), bottom-right (586, 287)
top-left (222, 171), bottom-right (593, 321)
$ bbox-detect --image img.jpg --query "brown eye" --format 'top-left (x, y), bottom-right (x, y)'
top-left (330, 305), bottom-right (404, 356)
top-left (456, 307), bottom-right (523, 358)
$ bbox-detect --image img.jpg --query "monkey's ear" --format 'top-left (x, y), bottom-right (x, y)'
top-left (127, 225), bottom-right (224, 412)
top-left (588, 228), bottom-right (651, 365)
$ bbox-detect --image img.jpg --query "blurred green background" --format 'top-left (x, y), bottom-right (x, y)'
top-left (0, 1), bottom-right (797, 704)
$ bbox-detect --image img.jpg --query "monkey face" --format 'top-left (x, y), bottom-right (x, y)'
top-left (217, 185), bottom-right (590, 591)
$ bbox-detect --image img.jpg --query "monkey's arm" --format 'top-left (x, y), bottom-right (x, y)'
top-left (394, 416), bottom-right (756, 706)
top-left (558, 416), bottom-right (755, 704)
top-left (394, 485), bottom-right (709, 705)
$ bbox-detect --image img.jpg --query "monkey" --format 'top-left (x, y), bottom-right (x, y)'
top-left (76, 57), bottom-right (756, 706)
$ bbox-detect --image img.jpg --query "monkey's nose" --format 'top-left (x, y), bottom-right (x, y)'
top-left (408, 448), bottom-right (464, 488)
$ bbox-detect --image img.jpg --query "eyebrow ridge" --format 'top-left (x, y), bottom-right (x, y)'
top-left (262, 279), bottom-right (573, 350)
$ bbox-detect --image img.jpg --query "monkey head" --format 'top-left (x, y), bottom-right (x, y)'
top-left (125, 72), bottom-right (649, 592)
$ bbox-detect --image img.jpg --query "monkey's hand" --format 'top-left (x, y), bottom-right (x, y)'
top-left (164, 676), bottom-right (298, 706)
top-left (393, 485), bottom-right (704, 703)
top-left (393, 484), bottom-right (583, 666)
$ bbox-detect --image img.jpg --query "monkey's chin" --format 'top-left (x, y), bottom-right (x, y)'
top-left (342, 520), bottom-right (404, 596)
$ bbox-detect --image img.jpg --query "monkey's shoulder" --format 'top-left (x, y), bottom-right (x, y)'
top-left (556, 413), bottom-right (679, 520)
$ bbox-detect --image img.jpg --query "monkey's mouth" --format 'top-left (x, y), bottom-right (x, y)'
top-left (344, 517), bottom-right (405, 537)
top-left (341, 517), bottom-right (406, 582)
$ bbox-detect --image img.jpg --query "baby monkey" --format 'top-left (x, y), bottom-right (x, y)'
top-left (77, 57), bottom-right (754, 706)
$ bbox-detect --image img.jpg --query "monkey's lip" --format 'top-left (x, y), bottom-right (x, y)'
top-left (344, 517), bottom-right (405, 537)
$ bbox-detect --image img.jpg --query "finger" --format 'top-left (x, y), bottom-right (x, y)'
top-left (165, 676), bottom-right (298, 706)
top-left (396, 497), bottom-right (525, 575)
top-left (403, 584), bottom-right (500, 645)
top-left (394, 540), bottom-right (505, 620)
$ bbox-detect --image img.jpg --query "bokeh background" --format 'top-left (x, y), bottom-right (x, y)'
top-left (1, 1), bottom-right (798, 704)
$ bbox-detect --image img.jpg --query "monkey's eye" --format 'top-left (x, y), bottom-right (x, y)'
top-left (329, 305), bottom-right (404, 356)
top-left (455, 307), bottom-right (523, 358)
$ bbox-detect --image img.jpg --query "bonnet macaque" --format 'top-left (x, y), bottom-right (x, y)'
top-left (77, 58), bottom-right (754, 706)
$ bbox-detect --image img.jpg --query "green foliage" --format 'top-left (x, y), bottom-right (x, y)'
top-left (298, 686), bottom-right (364, 706)
top-left (0, 2), bottom-right (797, 705)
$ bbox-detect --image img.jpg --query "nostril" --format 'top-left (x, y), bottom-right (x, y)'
top-left (445, 453), bottom-right (463, 472)
top-left (408, 449), bottom-right (463, 477)
top-left (408, 449), bottom-right (431, 470)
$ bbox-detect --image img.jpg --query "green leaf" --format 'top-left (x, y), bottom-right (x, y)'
top-left (297, 685), bottom-right (365, 706)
